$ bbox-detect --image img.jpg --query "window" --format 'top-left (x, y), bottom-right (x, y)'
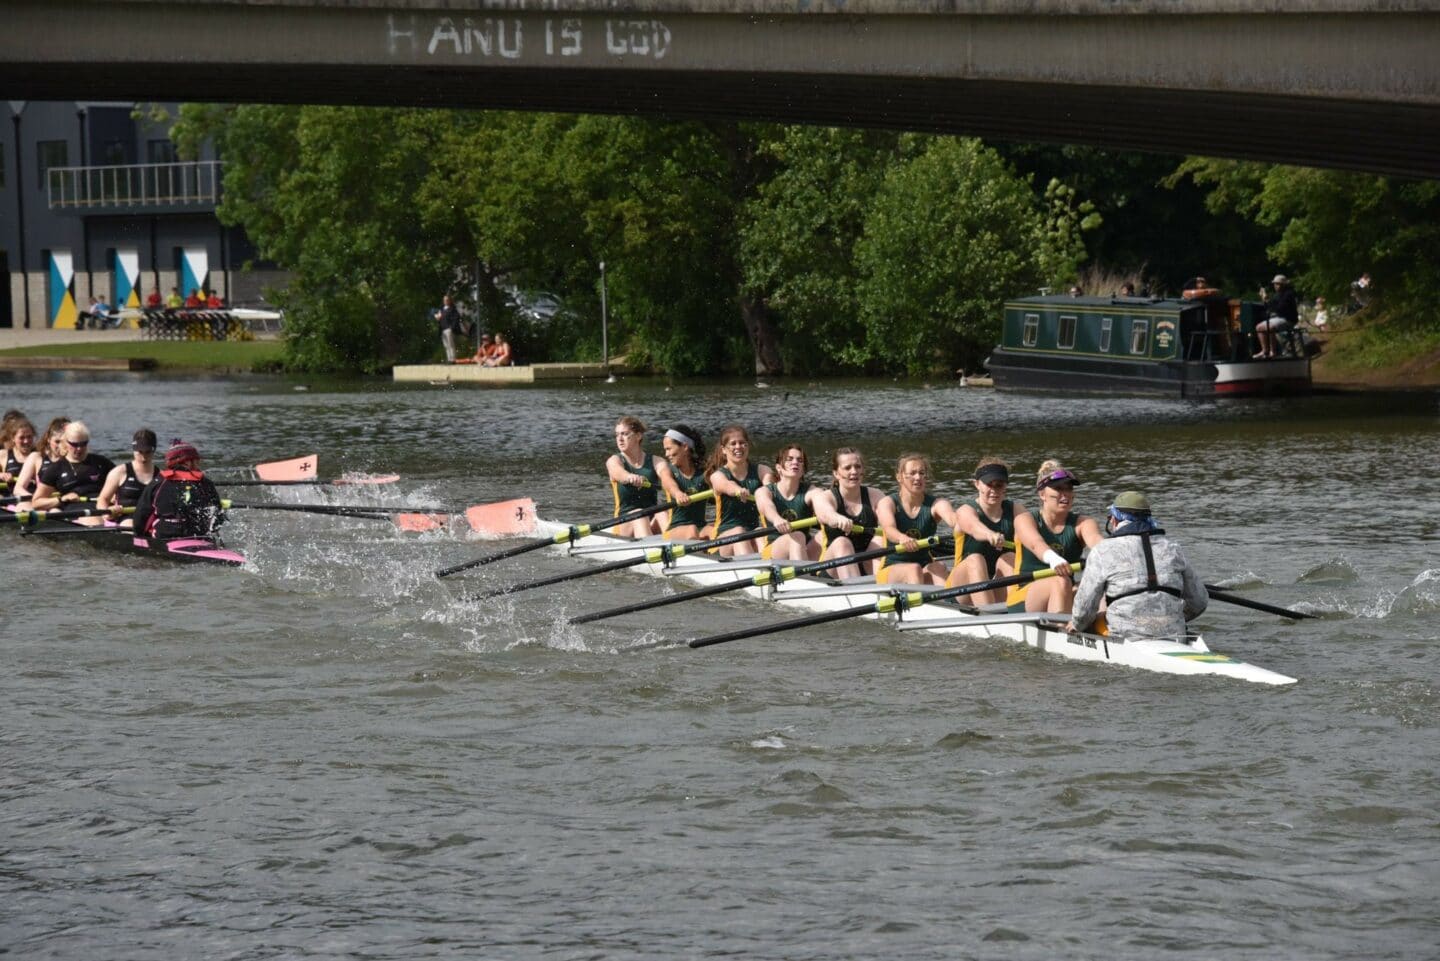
top-left (1099, 317), bottom-right (1113, 352)
top-left (1130, 318), bottom-right (1150, 355)
top-left (37, 140), bottom-right (67, 189)
top-left (100, 139), bottom-right (127, 165)
top-left (1057, 314), bottom-right (1077, 349)
top-left (1022, 313), bottom-right (1039, 347)
top-left (147, 139), bottom-right (178, 164)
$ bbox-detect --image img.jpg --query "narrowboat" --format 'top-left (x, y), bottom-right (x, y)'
top-left (986, 292), bottom-right (1312, 398)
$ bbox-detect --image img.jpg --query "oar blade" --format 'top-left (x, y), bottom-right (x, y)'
top-left (254, 454), bottom-right (319, 482)
top-left (465, 498), bottom-right (538, 536)
top-left (395, 513), bottom-right (448, 532)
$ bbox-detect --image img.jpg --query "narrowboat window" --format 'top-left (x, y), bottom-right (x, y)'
top-left (1057, 315), bottom-right (1077, 350)
top-left (1099, 317), bottom-right (1113, 352)
top-left (37, 140), bottom-right (68, 190)
top-left (1022, 314), bottom-right (1039, 347)
top-left (1130, 319), bottom-right (1150, 355)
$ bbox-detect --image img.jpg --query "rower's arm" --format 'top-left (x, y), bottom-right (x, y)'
top-left (605, 454), bottom-right (645, 488)
top-left (754, 485), bottom-right (784, 528)
top-left (13, 453), bottom-right (42, 499)
top-left (876, 497), bottom-right (913, 550)
top-left (29, 479), bottom-right (61, 511)
top-left (96, 464), bottom-right (126, 511)
top-left (653, 458), bottom-right (685, 503)
top-left (1012, 510), bottom-right (1052, 563)
top-left (809, 489), bottom-right (848, 530)
top-left (708, 469), bottom-right (747, 499)
top-left (931, 496), bottom-right (959, 532)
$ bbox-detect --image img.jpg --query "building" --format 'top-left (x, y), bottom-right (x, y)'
top-left (0, 101), bottom-right (279, 328)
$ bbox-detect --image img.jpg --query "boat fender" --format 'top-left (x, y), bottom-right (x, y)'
top-left (1182, 288), bottom-right (1221, 300)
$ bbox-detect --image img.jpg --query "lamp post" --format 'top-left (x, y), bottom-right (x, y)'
top-left (599, 259), bottom-right (609, 375)
top-left (9, 100), bottom-right (30, 328)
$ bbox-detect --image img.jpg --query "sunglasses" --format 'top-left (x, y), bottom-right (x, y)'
top-left (1038, 469), bottom-right (1077, 486)
top-left (67, 439), bottom-right (90, 447)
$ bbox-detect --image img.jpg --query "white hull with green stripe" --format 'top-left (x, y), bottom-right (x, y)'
top-left (535, 521), bottom-right (1297, 686)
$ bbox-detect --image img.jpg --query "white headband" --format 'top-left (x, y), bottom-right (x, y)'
top-left (663, 428), bottom-right (694, 449)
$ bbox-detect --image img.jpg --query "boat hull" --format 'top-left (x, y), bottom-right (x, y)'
top-left (521, 523), bottom-right (1296, 686)
top-left (987, 347), bottom-right (1311, 399)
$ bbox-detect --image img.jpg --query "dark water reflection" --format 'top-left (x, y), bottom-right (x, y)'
top-left (2, 373), bottom-right (1438, 959)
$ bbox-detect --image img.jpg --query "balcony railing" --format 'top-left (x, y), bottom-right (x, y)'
top-left (47, 161), bottom-right (222, 210)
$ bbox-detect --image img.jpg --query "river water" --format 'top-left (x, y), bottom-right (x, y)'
top-left (3, 373), bottom-right (1437, 960)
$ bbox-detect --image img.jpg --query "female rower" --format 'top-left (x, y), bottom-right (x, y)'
top-left (755, 443), bottom-right (822, 562)
top-left (705, 424), bottom-right (776, 557)
top-left (945, 457), bottom-right (1024, 605)
top-left (812, 447), bottom-right (886, 580)
top-left (29, 420), bottom-right (117, 524)
top-left (659, 424), bottom-right (711, 541)
top-left (1007, 460), bottom-right (1104, 614)
top-left (605, 415), bottom-right (672, 538)
top-left (97, 428), bottom-right (158, 526)
top-left (12, 416), bottom-right (70, 502)
top-left (1, 415), bottom-right (37, 488)
top-left (876, 452), bottom-right (957, 585)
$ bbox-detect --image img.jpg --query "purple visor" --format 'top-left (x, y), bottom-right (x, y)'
top-left (1037, 468), bottom-right (1081, 489)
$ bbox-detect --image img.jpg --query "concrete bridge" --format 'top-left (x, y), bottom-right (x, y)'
top-left (3, 1), bottom-right (1438, 178)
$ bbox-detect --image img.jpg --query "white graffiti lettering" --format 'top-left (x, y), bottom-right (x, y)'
top-left (605, 20), bottom-right (671, 60)
top-left (544, 18), bottom-right (583, 57)
top-left (428, 17), bottom-right (523, 59)
top-left (387, 14), bottom-right (418, 56)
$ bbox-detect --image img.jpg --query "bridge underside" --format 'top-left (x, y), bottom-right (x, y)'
top-left (8, 62), bottom-right (1436, 178)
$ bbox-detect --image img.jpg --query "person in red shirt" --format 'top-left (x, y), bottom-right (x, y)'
top-left (145, 288), bottom-right (163, 308)
top-left (184, 289), bottom-right (203, 308)
top-left (206, 291), bottom-right (224, 309)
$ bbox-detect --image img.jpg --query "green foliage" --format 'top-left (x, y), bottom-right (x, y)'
top-left (853, 137), bottom-right (1078, 375)
top-left (1173, 159), bottom-right (1440, 327)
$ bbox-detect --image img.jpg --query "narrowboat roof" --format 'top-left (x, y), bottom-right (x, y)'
top-left (1005, 294), bottom-right (1227, 311)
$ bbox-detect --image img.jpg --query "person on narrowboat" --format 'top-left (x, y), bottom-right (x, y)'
top-left (1065, 491), bottom-right (1208, 640)
top-left (1007, 460), bottom-right (1103, 614)
top-left (133, 440), bottom-right (226, 540)
top-left (946, 457), bottom-right (1023, 606)
top-left (1254, 274), bottom-right (1299, 359)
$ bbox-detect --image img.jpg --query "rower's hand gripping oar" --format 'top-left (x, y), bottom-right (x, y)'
top-left (433, 490), bottom-right (716, 579)
top-left (568, 532), bottom-right (931, 626)
top-left (684, 562), bottom-right (1082, 649)
top-left (466, 517), bottom-right (831, 601)
top-left (1203, 584), bottom-right (1316, 620)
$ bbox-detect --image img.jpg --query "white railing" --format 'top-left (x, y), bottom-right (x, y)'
top-left (47, 161), bottom-right (222, 209)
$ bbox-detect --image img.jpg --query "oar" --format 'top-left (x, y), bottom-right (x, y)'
top-left (684, 563), bottom-right (1082, 649)
top-left (1, 506), bottom-right (133, 525)
top-left (468, 518), bottom-right (829, 601)
top-left (434, 490), bottom-right (716, 578)
top-left (219, 500), bottom-right (438, 520)
top-left (568, 534), bottom-right (937, 626)
top-left (394, 497), bottom-right (538, 535)
top-left (1204, 584), bottom-right (1316, 620)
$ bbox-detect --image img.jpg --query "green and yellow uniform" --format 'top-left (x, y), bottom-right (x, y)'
top-left (819, 484), bottom-right (878, 550)
top-left (953, 497), bottom-right (1015, 572)
top-left (762, 481), bottom-right (814, 544)
top-left (878, 492), bottom-right (938, 574)
top-left (1008, 509), bottom-right (1084, 611)
top-left (665, 467), bottom-right (711, 534)
top-left (716, 464), bottom-right (763, 532)
top-left (611, 453), bottom-right (660, 516)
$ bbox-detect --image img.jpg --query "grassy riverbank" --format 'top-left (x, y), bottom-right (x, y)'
top-left (0, 340), bottom-right (286, 373)
top-left (1311, 313), bottom-right (1440, 389)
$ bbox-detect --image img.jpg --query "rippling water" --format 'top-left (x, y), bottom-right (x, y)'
top-left (3, 373), bottom-right (1438, 959)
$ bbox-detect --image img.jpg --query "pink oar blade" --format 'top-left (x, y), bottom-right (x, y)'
top-left (465, 498), bottom-right (538, 536)
top-left (394, 513), bottom-right (448, 532)
top-left (254, 454), bottom-right (320, 482)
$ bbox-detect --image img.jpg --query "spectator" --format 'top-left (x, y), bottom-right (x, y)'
top-left (1119, 282), bottom-right (1136, 297)
top-left (484, 331), bottom-right (515, 367)
top-left (166, 286), bottom-right (183, 309)
top-left (472, 332), bottom-right (497, 364)
top-left (1349, 272), bottom-right (1373, 311)
top-left (145, 288), bottom-right (163, 308)
top-left (206, 291), bottom-right (224, 309)
top-left (80, 295), bottom-right (111, 331)
top-left (433, 294), bottom-right (461, 364)
top-left (184, 289), bottom-right (203, 308)
top-left (1311, 297), bottom-right (1329, 330)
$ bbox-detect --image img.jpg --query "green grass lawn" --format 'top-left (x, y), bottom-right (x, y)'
top-left (0, 340), bottom-right (286, 371)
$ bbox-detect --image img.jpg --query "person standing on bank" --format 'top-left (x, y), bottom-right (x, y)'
top-left (1065, 491), bottom-right (1207, 640)
top-left (434, 295), bottom-right (462, 364)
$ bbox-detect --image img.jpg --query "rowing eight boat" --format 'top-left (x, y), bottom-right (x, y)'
top-left (503, 519), bottom-right (1297, 686)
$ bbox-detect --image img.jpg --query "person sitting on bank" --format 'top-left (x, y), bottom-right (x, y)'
top-left (471, 332), bottom-right (497, 364)
top-left (80, 296), bottom-right (111, 330)
top-left (146, 288), bottom-right (163, 308)
top-left (166, 286), bottom-right (184, 309)
top-left (483, 331), bottom-right (514, 367)
top-left (132, 440), bottom-right (226, 540)
top-left (184, 288), bottom-right (204, 308)
top-left (1065, 491), bottom-right (1207, 641)
top-left (1254, 274), bottom-right (1299, 359)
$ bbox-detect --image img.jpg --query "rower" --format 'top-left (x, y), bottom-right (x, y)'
top-left (12, 416), bottom-right (70, 503)
top-left (1008, 461), bottom-right (1104, 614)
top-left (133, 440), bottom-right (226, 539)
top-left (97, 428), bottom-right (158, 527)
top-left (1, 414), bottom-right (37, 489)
top-left (659, 424), bottom-right (711, 541)
top-left (1066, 491), bottom-right (1208, 639)
top-left (876, 452), bottom-right (957, 586)
top-left (945, 457), bottom-right (1023, 605)
top-left (606, 415), bottom-right (672, 538)
top-left (29, 421), bottom-right (117, 525)
top-left (812, 447), bottom-right (885, 580)
top-left (755, 443), bottom-right (823, 562)
top-left (705, 424), bottom-right (776, 557)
